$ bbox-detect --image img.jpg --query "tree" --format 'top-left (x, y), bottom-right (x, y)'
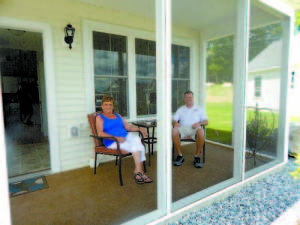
top-left (296, 11), bottom-right (300, 27)
top-left (206, 35), bottom-right (234, 83)
top-left (207, 23), bottom-right (282, 84)
top-left (248, 23), bottom-right (282, 61)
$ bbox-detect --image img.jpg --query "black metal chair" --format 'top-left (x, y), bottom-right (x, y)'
top-left (87, 112), bottom-right (146, 186)
top-left (172, 125), bottom-right (206, 164)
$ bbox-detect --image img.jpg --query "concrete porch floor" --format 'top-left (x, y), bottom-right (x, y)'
top-left (9, 143), bottom-right (270, 225)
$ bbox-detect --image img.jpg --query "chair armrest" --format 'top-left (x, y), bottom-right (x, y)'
top-left (127, 130), bottom-right (145, 144)
top-left (90, 135), bottom-right (118, 142)
top-left (128, 130), bottom-right (144, 138)
top-left (89, 135), bottom-right (122, 155)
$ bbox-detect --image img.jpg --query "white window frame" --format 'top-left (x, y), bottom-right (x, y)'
top-left (135, 38), bottom-right (157, 117)
top-left (244, 5), bottom-right (294, 179)
top-left (254, 76), bottom-right (262, 97)
top-left (93, 31), bottom-right (130, 116)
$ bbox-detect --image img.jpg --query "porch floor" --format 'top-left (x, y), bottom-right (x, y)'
top-left (10, 143), bottom-right (268, 225)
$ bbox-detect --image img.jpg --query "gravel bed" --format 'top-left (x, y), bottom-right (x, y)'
top-left (169, 159), bottom-right (300, 225)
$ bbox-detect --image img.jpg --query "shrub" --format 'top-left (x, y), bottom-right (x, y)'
top-left (290, 154), bottom-right (300, 179)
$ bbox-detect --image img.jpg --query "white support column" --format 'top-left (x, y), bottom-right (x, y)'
top-left (0, 86), bottom-right (12, 225)
top-left (233, 0), bottom-right (250, 180)
top-left (278, 16), bottom-right (294, 163)
top-left (128, 36), bottom-right (137, 120)
top-left (198, 34), bottom-right (207, 109)
top-left (156, 0), bottom-right (172, 214)
top-left (189, 40), bottom-right (199, 103)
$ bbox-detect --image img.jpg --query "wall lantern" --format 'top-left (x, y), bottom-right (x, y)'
top-left (64, 24), bottom-right (75, 49)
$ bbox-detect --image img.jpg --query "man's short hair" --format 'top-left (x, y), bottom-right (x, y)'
top-left (184, 90), bottom-right (194, 96)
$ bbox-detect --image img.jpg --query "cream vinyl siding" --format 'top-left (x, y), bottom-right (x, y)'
top-left (0, 0), bottom-right (199, 171)
top-left (247, 70), bottom-right (281, 110)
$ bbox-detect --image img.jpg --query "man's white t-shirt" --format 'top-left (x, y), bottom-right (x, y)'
top-left (173, 104), bottom-right (208, 127)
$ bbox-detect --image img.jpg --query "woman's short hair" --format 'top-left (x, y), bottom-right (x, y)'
top-left (102, 95), bottom-right (114, 104)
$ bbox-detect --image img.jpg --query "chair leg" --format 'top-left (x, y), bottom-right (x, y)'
top-left (143, 160), bottom-right (146, 173)
top-left (172, 144), bottom-right (175, 161)
top-left (148, 146), bottom-right (151, 167)
top-left (203, 143), bottom-right (206, 164)
top-left (142, 141), bottom-right (150, 167)
top-left (94, 153), bottom-right (97, 175)
top-left (118, 157), bottom-right (123, 186)
top-left (115, 156), bottom-right (118, 165)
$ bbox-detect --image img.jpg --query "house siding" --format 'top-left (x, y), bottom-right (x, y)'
top-left (247, 70), bottom-right (281, 110)
top-left (0, 0), bottom-right (199, 172)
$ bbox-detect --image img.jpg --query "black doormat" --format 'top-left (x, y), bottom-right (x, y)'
top-left (9, 176), bottom-right (48, 197)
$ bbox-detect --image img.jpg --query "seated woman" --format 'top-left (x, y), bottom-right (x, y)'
top-left (96, 95), bottom-right (153, 184)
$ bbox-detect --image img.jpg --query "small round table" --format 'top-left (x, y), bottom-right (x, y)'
top-left (132, 120), bottom-right (157, 166)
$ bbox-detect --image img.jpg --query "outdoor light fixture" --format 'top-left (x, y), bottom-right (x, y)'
top-left (64, 24), bottom-right (75, 49)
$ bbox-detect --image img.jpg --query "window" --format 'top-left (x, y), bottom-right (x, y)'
top-left (135, 38), bottom-right (156, 116)
top-left (172, 44), bottom-right (190, 112)
top-left (135, 40), bottom-right (191, 116)
top-left (93, 31), bottom-right (191, 118)
top-left (93, 31), bottom-right (128, 116)
top-left (254, 76), bottom-right (262, 97)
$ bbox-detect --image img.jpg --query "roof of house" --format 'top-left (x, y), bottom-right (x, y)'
top-left (248, 39), bottom-right (282, 72)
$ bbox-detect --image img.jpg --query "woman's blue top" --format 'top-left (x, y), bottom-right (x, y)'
top-left (98, 113), bottom-right (127, 147)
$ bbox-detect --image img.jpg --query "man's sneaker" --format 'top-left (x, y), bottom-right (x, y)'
top-left (193, 156), bottom-right (203, 168)
top-left (173, 155), bottom-right (184, 166)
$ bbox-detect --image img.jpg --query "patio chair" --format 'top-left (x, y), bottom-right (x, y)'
top-left (87, 112), bottom-right (146, 186)
top-left (172, 125), bottom-right (206, 163)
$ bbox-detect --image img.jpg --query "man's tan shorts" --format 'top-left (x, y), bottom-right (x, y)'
top-left (175, 126), bottom-right (202, 139)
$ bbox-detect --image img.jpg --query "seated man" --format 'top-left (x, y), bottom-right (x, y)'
top-left (172, 90), bottom-right (208, 168)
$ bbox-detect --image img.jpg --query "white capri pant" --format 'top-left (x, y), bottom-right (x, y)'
top-left (107, 133), bottom-right (146, 162)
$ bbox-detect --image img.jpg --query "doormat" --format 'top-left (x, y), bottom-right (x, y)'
top-left (9, 176), bottom-right (48, 197)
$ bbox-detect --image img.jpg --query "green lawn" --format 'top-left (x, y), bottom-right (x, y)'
top-left (206, 84), bottom-right (233, 97)
top-left (206, 102), bottom-right (233, 145)
top-left (206, 102), bottom-right (232, 131)
top-left (204, 85), bottom-right (297, 145)
top-left (206, 85), bottom-right (233, 145)
top-left (291, 116), bottom-right (300, 123)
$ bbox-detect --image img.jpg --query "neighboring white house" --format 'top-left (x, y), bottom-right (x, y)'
top-left (247, 33), bottom-right (300, 116)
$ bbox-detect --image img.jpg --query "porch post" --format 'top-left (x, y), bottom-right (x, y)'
top-left (233, 0), bottom-right (250, 179)
top-left (128, 36), bottom-right (137, 120)
top-left (198, 34), bottom-right (207, 109)
top-left (278, 16), bottom-right (294, 163)
top-left (156, 0), bottom-right (172, 214)
top-left (0, 87), bottom-right (12, 225)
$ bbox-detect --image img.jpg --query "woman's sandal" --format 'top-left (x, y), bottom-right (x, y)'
top-left (134, 172), bottom-right (153, 184)
top-left (140, 172), bottom-right (153, 183)
top-left (134, 172), bottom-right (145, 184)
